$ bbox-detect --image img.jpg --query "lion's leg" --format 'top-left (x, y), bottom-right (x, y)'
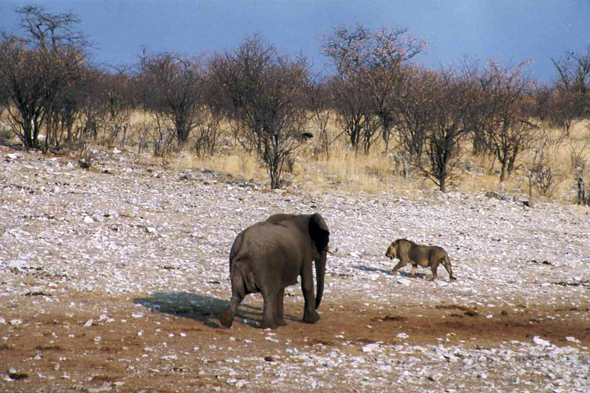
top-left (410, 264), bottom-right (417, 278)
top-left (391, 260), bottom-right (407, 276)
top-left (427, 260), bottom-right (439, 281)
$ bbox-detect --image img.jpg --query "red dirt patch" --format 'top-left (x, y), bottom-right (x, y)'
top-left (1, 292), bottom-right (589, 392)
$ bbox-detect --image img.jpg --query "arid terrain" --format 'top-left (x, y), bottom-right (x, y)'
top-left (1, 145), bottom-right (590, 392)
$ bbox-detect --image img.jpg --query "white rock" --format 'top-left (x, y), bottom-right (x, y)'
top-left (532, 336), bottom-right (552, 347)
top-left (362, 343), bottom-right (380, 353)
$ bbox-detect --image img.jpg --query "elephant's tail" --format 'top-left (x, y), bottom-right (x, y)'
top-left (230, 258), bottom-right (259, 295)
top-left (229, 230), bottom-right (247, 264)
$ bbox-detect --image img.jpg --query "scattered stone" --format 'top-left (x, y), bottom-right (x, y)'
top-left (7, 368), bottom-right (28, 380)
top-left (532, 336), bottom-right (552, 347)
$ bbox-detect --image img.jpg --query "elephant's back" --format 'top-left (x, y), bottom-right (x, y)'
top-left (233, 222), bottom-right (299, 261)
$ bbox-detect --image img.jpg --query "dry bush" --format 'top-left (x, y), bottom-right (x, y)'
top-left (63, 104), bottom-right (590, 203)
top-left (0, 120), bottom-right (13, 144)
top-left (77, 144), bottom-right (94, 169)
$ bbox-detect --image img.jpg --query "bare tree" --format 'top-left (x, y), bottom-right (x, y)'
top-left (0, 36), bottom-right (47, 150)
top-left (420, 69), bottom-right (479, 192)
top-left (45, 49), bottom-right (93, 149)
top-left (550, 47), bottom-right (590, 136)
top-left (305, 75), bottom-right (333, 158)
top-left (321, 24), bottom-right (428, 153)
top-left (328, 74), bottom-right (378, 153)
top-left (16, 5), bottom-right (89, 52)
top-left (394, 66), bottom-right (436, 165)
top-left (139, 50), bottom-right (205, 147)
top-left (0, 6), bottom-right (90, 151)
top-left (209, 34), bottom-right (310, 189)
top-left (479, 61), bottom-right (537, 182)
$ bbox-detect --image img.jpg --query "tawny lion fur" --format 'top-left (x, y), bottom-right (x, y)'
top-left (385, 238), bottom-right (456, 281)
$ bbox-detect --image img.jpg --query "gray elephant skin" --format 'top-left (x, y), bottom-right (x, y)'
top-left (220, 213), bottom-right (330, 329)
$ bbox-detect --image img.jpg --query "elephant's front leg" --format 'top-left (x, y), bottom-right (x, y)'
top-left (301, 265), bottom-right (320, 324)
top-left (275, 288), bottom-right (287, 326)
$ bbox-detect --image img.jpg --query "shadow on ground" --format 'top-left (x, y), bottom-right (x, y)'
top-left (133, 292), bottom-right (299, 329)
top-left (352, 264), bottom-right (428, 279)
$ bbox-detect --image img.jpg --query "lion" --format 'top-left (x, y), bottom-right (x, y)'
top-left (385, 238), bottom-right (456, 281)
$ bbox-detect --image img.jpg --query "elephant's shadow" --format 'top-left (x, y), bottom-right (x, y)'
top-left (133, 292), bottom-right (298, 329)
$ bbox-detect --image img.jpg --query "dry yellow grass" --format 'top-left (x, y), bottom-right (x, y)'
top-left (2, 107), bottom-right (589, 202)
top-left (159, 117), bottom-right (589, 202)
top-left (175, 151), bottom-right (265, 182)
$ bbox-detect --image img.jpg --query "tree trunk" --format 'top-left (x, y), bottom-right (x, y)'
top-left (528, 174), bottom-right (535, 208)
top-left (439, 176), bottom-right (446, 193)
top-left (499, 160), bottom-right (507, 182)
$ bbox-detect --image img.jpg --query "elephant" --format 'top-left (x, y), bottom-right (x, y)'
top-left (219, 213), bottom-right (330, 329)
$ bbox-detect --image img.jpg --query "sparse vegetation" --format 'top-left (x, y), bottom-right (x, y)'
top-left (0, 8), bottom-right (589, 202)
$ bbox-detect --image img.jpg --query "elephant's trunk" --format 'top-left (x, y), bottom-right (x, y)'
top-left (315, 251), bottom-right (326, 309)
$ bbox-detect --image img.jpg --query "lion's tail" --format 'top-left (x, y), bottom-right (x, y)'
top-left (443, 253), bottom-right (456, 280)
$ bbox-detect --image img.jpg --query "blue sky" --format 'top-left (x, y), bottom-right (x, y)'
top-left (1, 0), bottom-right (589, 82)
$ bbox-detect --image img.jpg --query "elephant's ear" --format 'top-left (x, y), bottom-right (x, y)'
top-left (309, 213), bottom-right (330, 252)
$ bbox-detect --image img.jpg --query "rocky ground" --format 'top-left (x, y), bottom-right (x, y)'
top-left (1, 145), bottom-right (589, 392)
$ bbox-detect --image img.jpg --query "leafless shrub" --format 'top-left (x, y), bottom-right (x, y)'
top-left (151, 113), bottom-right (175, 158)
top-left (209, 34), bottom-right (310, 189)
top-left (0, 122), bottom-right (13, 144)
top-left (328, 75), bottom-right (378, 153)
top-left (78, 144), bottom-right (94, 169)
top-left (389, 150), bottom-right (412, 178)
top-left (306, 76), bottom-right (333, 159)
top-left (574, 159), bottom-right (590, 205)
top-left (194, 109), bottom-right (224, 157)
top-left (478, 61), bottom-right (538, 182)
top-left (394, 66), bottom-right (435, 165)
top-left (419, 69), bottom-right (480, 192)
top-left (549, 47), bottom-right (590, 138)
top-left (321, 24), bottom-right (428, 154)
top-left (138, 50), bottom-right (205, 148)
top-left (529, 137), bottom-right (565, 198)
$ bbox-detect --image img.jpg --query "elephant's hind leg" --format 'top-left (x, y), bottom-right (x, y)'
top-left (275, 288), bottom-right (287, 326)
top-left (220, 292), bottom-right (244, 328)
top-left (220, 265), bottom-right (247, 328)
